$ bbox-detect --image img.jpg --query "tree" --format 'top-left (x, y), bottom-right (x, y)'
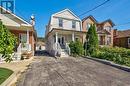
top-left (86, 24), bottom-right (98, 56)
top-left (0, 20), bottom-right (17, 62)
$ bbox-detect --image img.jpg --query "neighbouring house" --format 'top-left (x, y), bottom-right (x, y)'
top-left (36, 37), bottom-right (45, 50)
top-left (82, 15), bottom-right (115, 46)
top-left (113, 29), bottom-right (130, 48)
top-left (0, 6), bottom-right (37, 60)
top-left (45, 9), bottom-right (86, 57)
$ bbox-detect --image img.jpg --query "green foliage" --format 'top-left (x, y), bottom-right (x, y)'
top-left (0, 21), bottom-right (17, 62)
top-left (93, 46), bottom-right (130, 67)
top-left (86, 24), bottom-right (98, 56)
top-left (69, 40), bottom-right (84, 57)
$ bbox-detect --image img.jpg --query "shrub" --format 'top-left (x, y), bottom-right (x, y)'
top-left (93, 46), bottom-right (130, 67)
top-left (69, 40), bottom-right (84, 57)
top-left (0, 20), bottom-right (17, 62)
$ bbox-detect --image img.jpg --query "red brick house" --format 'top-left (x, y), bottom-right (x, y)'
top-left (113, 29), bottom-right (130, 48)
top-left (0, 6), bottom-right (37, 59)
top-left (82, 15), bottom-right (115, 46)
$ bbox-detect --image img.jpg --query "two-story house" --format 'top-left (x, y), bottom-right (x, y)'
top-left (82, 15), bottom-right (115, 46)
top-left (45, 9), bottom-right (86, 57)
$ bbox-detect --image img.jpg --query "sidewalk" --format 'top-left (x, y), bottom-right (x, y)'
top-left (0, 57), bottom-right (34, 86)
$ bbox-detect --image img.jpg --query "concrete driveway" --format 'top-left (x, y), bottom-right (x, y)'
top-left (17, 56), bottom-right (130, 86)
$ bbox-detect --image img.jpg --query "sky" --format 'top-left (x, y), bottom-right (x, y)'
top-left (13, 0), bottom-right (130, 37)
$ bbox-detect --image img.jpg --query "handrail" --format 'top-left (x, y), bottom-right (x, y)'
top-left (53, 42), bottom-right (61, 56)
top-left (65, 43), bottom-right (70, 55)
top-left (17, 43), bottom-right (22, 54)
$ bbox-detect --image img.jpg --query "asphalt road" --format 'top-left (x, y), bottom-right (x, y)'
top-left (17, 56), bottom-right (130, 86)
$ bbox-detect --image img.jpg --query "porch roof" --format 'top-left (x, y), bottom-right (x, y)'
top-left (46, 28), bottom-right (86, 38)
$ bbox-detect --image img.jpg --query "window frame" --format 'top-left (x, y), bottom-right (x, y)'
top-left (72, 21), bottom-right (76, 28)
top-left (128, 38), bottom-right (130, 45)
top-left (86, 23), bottom-right (91, 29)
top-left (59, 18), bottom-right (63, 27)
top-left (105, 26), bottom-right (111, 32)
top-left (19, 33), bottom-right (27, 43)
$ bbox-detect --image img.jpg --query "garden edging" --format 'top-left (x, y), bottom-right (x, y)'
top-left (85, 56), bottom-right (130, 72)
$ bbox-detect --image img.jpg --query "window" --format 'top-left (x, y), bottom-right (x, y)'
top-left (75, 38), bottom-right (79, 41)
top-left (128, 38), bottom-right (130, 45)
top-left (19, 34), bottom-right (27, 43)
top-left (72, 21), bottom-right (76, 28)
top-left (105, 26), bottom-right (111, 32)
top-left (59, 18), bottom-right (63, 27)
top-left (86, 23), bottom-right (91, 29)
top-left (107, 37), bottom-right (111, 45)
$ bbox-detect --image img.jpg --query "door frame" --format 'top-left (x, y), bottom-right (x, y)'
top-left (58, 36), bottom-right (65, 45)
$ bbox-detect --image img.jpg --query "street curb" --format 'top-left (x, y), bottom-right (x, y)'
top-left (85, 56), bottom-right (130, 72)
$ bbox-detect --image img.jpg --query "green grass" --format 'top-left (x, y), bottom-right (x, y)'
top-left (0, 68), bottom-right (13, 85)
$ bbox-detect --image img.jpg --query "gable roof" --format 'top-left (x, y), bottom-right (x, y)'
top-left (82, 15), bottom-right (115, 27)
top-left (101, 19), bottom-right (115, 27)
top-left (116, 30), bottom-right (130, 38)
top-left (52, 9), bottom-right (81, 20)
top-left (82, 15), bottom-right (98, 23)
top-left (0, 6), bottom-right (32, 26)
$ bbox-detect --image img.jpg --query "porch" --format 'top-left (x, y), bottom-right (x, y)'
top-left (12, 29), bottom-right (33, 60)
top-left (46, 29), bottom-right (85, 57)
top-left (98, 34), bottom-right (111, 46)
top-left (53, 29), bottom-right (84, 48)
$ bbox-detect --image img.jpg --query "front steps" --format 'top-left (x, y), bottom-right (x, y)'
top-left (60, 49), bottom-right (69, 57)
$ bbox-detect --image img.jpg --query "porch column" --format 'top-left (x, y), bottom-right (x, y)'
top-left (72, 32), bottom-right (75, 41)
top-left (27, 29), bottom-right (29, 44)
top-left (55, 32), bottom-right (58, 43)
top-left (105, 35), bottom-right (107, 45)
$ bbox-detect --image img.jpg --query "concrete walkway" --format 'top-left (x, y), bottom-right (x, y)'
top-left (0, 58), bottom-right (34, 86)
top-left (17, 56), bottom-right (130, 86)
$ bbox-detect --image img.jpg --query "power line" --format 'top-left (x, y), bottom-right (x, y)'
top-left (78, 0), bottom-right (110, 17)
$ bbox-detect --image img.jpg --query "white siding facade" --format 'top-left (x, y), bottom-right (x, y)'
top-left (46, 9), bottom-right (82, 34)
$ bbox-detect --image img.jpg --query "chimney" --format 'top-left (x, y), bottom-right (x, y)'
top-left (30, 14), bottom-right (35, 26)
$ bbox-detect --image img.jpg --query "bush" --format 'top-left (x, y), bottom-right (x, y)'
top-left (93, 46), bottom-right (130, 67)
top-left (69, 40), bottom-right (84, 57)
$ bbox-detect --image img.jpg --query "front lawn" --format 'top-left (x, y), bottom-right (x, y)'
top-left (0, 68), bottom-right (13, 85)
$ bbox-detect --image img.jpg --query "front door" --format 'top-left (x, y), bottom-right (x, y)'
top-left (100, 36), bottom-right (105, 45)
top-left (58, 36), bottom-right (65, 45)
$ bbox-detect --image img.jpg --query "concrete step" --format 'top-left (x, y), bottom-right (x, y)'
top-left (60, 51), bottom-right (69, 57)
top-left (13, 53), bottom-right (21, 60)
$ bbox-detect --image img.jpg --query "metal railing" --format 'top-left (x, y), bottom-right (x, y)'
top-left (65, 43), bottom-right (70, 55)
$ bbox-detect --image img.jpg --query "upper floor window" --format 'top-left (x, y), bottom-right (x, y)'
top-left (59, 18), bottom-right (63, 27)
top-left (86, 23), bottom-right (91, 29)
top-left (72, 21), bottom-right (76, 28)
top-left (105, 26), bottom-right (111, 32)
